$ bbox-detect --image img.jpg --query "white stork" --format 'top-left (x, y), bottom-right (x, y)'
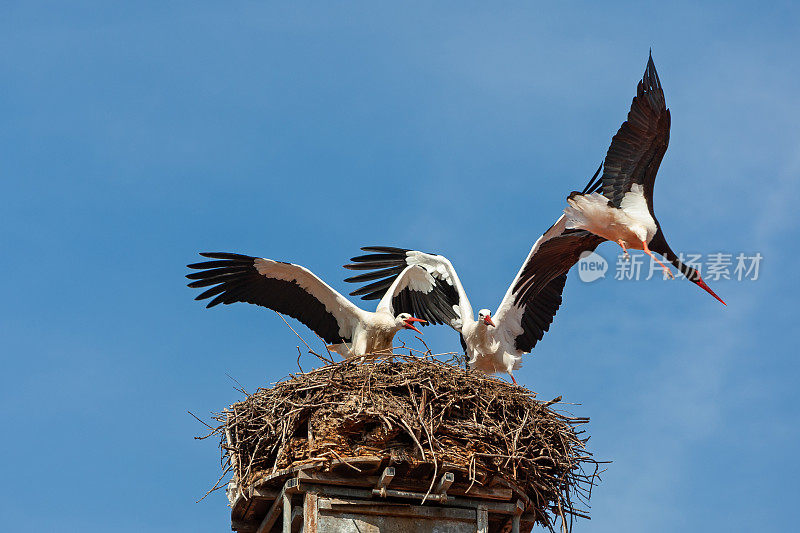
top-left (186, 252), bottom-right (427, 358)
top-left (555, 52), bottom-right (726, 305)
top-left (342, 240), bottom-right (580, 383)
top-left (508, 53), bottom-right (725, 308)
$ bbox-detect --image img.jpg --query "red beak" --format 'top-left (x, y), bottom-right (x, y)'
top-left (484, 315), bottom-right (495, 327)
top-left (403, 317), bottom-right (426, 335)
top-left (693, 275), bottom-right (727, 306)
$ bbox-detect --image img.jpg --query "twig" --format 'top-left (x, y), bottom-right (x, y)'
top-left (188, 410), bottom-right (213, 430)
top-left (275, 311), bottom-right (314, 353)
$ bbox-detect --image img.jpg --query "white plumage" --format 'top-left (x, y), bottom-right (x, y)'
top-left (344, 245), bottom-right (572, 382)
top-left (565, 184), bottom-right (659, 256)
top-left (187, 252), bottom-right (427, 358)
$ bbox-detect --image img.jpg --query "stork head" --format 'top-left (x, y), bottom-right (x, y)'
top-left (396, 313), bottom-right (426, 334)
top-left (477, 309), bottom-right (495, 327)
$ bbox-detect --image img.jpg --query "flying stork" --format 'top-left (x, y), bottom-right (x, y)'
top-left (186, 252), bottom-right (427, 358)
top-left (513, 52), bottom-right (726, 306)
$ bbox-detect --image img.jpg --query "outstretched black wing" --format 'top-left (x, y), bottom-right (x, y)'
top-left (512, 272), bottom-right (568, 353)
top-left (600, 52), bottom-right (671, 213)
top-left (187, 252), bottom-right (361, 344)
top-left (344, 247), bottom-right (461, 328)
top-left (510, 230), bottom-right (605, 304)
top-left (497, 163), bottom-right (605, 304)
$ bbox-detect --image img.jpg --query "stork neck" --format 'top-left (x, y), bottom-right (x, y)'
top-left (653, 241), bottom-right (699, 281)
top-left (672, 257), bottom-right (701, 282)
top-left (474, 321), bottom-right (490, 337)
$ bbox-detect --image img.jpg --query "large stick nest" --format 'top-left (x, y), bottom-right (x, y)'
top-left (209, 354), bottom-right (599, 530)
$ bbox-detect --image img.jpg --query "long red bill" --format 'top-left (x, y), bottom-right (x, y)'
top-left (694, 276), bottom-right (727, 306)
top-left (403, 318), bottom-right (427, 335)
top-left (484, 316), bottom-right (496, 327)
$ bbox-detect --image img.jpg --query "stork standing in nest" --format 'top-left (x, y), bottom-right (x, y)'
top-left (186, 252), bottom-right (426, 358)
top-left (342, 237), bottom-right (581, 383)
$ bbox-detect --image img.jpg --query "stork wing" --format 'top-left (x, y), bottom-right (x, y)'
top-left (494, 272), bottom-right (568, 354)
top-left (186, 252), bottom-right (364, 344)
top-left (600, 52), bottom-right (671, 212)
top-left (508, 219), bottom-right (606, 305)
top-left (487, 164), bottom-right (607, 351)
top-left (372, 264), bottom-right (442, 319)
top-left (497, 162), bottom-right (605, 308)
top-left (492, 218), bottom-right (603, 353)
top-left (344, 248), bottom-right (470, 330)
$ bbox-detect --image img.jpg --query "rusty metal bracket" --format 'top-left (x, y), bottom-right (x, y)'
top-left (374, 466), bottom-right (395, 497)
top-left (435, 472), bottom-right (454, 495)
top-left (255, 478), bottom-right (300, 533)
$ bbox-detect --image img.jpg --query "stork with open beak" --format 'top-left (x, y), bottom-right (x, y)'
top-left (343, 246), bottom-right (572, 383)
top-left (513, 53), bottom-right (726, 306)
top-left (186, 252), bottom-right (426, 358)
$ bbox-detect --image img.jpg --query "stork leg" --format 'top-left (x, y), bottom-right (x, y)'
top-left (510, 374), bottom-right (518, 386)
top-left (617, 239), bottom-right (630, 260)
top-left (642, 241), bottom-right (675, 279)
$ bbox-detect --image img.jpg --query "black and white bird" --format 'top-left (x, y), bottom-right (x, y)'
top-left (186, 252), bottom-right (427, 358)
top-left (514, 52), bottom-right (726, 306)
top-left (342, 243), bottom-right (576, 383)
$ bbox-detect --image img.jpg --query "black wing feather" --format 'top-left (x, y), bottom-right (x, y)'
top-left (390, 278), bottom-right (458, 326)
top-left (513, 231), bottom-right (605, 304)
top-left (343, 248), bottom-right (458, 327)
top-left (514, 273), bottom-right (568, 353)
top-left (600, 52), bottom-right (671, 210)
top-left (343, 248), bottom-right (412, 300)
top-left (343, 265), bottom-right (407, 284)
top-left (187, 253), bottom-right (350, 344)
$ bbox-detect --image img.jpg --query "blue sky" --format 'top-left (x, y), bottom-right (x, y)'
top-left (2, 2), bottom-right (798, 531)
